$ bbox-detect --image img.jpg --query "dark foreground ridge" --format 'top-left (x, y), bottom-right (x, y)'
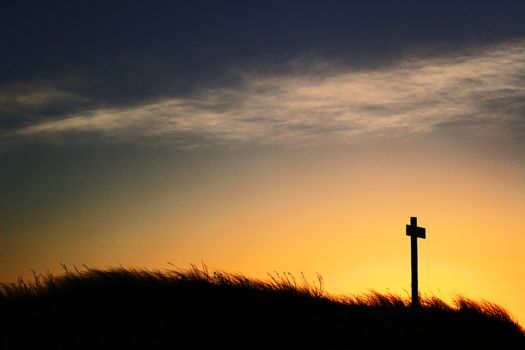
top-left (1, 266), bottom-right (523, 349)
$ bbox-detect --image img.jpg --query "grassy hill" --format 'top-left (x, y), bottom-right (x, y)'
top-left (1, 265), bottom-right (523, 349)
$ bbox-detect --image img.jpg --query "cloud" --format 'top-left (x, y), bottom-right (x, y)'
top-left (7, 40), bottom-right (525, 149)
top-left (0, 79), bottom-right (89, 130)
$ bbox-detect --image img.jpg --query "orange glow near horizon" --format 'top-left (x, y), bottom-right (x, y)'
top-left (2, 143), bottom-right (525, 325)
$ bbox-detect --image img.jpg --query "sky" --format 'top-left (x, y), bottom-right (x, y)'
top-left (1, 0), bottom-right (525, 324)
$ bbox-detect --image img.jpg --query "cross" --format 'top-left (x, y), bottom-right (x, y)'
top-left (406, 217), bottom-right (426, 308)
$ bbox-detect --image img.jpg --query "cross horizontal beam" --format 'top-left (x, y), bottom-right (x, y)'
top-left (406, 216), bottom-right (426, 239)
top-left (406, 224), bottom-right (426, 239)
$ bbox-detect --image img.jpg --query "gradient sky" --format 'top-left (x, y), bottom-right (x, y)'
top-left (1, 1), bottom-right (525, 324)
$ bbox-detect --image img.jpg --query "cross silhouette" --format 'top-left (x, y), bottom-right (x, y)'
top-left (406, 217), bottom-right (426, 308)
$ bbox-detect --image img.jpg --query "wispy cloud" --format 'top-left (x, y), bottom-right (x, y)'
top-left (8, 40), bottom-right (525, 149)
top-left (0, 80), bottom-right (87, 117)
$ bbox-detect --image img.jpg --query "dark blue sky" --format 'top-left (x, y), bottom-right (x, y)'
top-left (2, 1), bottom-right (525, 132)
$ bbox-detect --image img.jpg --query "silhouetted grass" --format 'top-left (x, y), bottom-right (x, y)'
top-left (1, 265), bottom-right (523, 349)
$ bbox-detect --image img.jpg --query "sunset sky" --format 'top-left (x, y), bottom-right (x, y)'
top-left (1, 1), bottom-right (525, 324)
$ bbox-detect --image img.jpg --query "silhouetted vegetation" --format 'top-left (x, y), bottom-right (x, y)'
top-left (1, 265), bottom-right (523, 349)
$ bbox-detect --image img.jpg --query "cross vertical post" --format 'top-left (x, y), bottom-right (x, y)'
top-left (406, 217), bottom-right (426, 308)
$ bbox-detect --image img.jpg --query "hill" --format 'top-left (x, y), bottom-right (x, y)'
top-left (1, 265), bottom-right (523, 349)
